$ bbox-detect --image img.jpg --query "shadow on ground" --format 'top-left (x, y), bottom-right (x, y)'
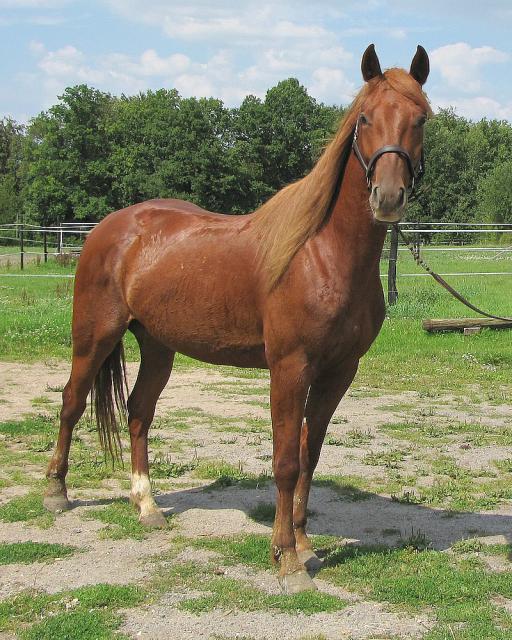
top-left (142, 480), bottom-right (512, 551)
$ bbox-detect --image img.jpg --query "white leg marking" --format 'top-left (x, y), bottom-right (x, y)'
top-left (131, 472), bottom-right (158, 518)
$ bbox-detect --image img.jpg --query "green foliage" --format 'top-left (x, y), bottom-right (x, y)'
top-left (0, 118), bottom-right (24, 224)
top-left (194, 459), bottom-right (270, 488)
top-left (1, 83), bottom-right (511, 227)
top-left (22, 85), bottom-right (115, 224)
top-left (248, 502), bottom-right (276, 523)
top-left (179, 574), bottom-right (345, 616)
top-left (476, 159), bottom-right (512, 224)
top-left (192, 533), bottom-right (271, 569)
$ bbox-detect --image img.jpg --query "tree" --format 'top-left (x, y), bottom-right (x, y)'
top-left (0, 118), bottom-right (25, 224)
top-left (476, 160), bottom-right (512, 225)
top-left (22, 85), bottom-right (114, 224)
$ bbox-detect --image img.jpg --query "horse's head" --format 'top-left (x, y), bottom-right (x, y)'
top-left (353, 44), bottom-right (430, 223)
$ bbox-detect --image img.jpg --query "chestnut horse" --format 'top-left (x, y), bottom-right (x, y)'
top-left (44, 45), bottom-right (430, 593)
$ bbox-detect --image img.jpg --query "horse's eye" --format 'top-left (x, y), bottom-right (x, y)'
top-left (360, 114), bottom-right (369, 125)
top-left (416, 115), bottom-right (427, 127)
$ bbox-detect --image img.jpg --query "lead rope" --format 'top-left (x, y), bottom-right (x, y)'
top-left (394, 224), bottom-right (512, 322)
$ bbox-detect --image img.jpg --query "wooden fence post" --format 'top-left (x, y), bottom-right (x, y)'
top-left (387, 225), bottom-right (399, 304)
top-left (20, 223), bottom-right (24, 270)
top-left (43, 230), bottom-right (48, 263)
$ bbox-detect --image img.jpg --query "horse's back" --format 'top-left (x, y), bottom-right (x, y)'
top-left (77, 198), bottom-right (265, 366)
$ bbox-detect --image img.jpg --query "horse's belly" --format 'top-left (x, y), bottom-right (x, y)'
top-left (127, 285), bottom-right (267, 368)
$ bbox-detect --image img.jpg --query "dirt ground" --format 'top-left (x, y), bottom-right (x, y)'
top-left (1, 360), bottom-right (511, 639)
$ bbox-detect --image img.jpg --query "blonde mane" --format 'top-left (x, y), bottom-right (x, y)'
top-left (251, 68), bottom-right (432, 290)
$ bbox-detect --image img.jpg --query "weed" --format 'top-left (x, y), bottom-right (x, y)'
top-left (363, 449), bottom-right (408, 469)
top-left (397, 528), bottom-right (431, 551)
top-left (150, 453), bottom-right (197, 479)
top-left (248, 502), bottom-right (275, 523)
top-left (195, 460), bottom-right (270, 488)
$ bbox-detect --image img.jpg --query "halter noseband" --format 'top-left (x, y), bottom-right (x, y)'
top-left (352, 115), bottom-right (425, 194)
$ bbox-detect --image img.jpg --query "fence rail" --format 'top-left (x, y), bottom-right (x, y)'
top-left (1, 223), bottom-right (511, 306)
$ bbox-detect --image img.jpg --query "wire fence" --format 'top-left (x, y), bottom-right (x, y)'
top-left (1, 222), bottom-right (512, 302)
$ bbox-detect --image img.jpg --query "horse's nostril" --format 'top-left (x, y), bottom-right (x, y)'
top-left (398, 187), bottom-right (405, 206)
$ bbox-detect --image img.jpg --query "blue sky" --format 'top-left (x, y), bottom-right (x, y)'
top-left (1, 0), bottom-right (511, 123)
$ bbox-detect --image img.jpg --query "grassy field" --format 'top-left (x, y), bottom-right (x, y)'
top-left (0, 239), bottom-right (511, 640)
top-left (0, 246), bottom-right (511, 395)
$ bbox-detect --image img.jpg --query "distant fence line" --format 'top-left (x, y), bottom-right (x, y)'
top-left (0, 222), bottom-right (511, 305)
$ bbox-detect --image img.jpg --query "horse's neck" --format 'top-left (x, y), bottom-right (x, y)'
top-left (323, 151), bottom-right (388, 274)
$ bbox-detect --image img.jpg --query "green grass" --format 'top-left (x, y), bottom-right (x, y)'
top-left (0, 492), bottom-right (55, 528)
top-left (320, 543), bottom-right (512, 639)
top-left (179, 572), bottom-right (345, 615)
top-left (381, 419), bottom-right (512, 447)
top-left (1, 251), bottom-right (511, 396)
top-left (83, 499), bottom-right (165, 539)
top-left (326, 428), bottom-right (374, 448)
top-left (156, 559), bottom-right (346, 616)
top-left (19, 610), bottom-right (124, 640)
top-left (0, 541), bottom-right (77, 565)
top-left (189, 533), bottom-right (512, 636)
top-left (0, 414), bottom-right (56, 436)
top-left (194, 460), bottom-right (270, 488)
top-left (313, 475), bottom-right (373, 501)
top-left (0, 583), bottom-right (145, 638)
top-left (192, 533), bottom-right (272, 569)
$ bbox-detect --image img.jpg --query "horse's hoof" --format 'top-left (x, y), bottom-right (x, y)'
top-left (297, 549), bottom-right (324, 572)
top-left (140, 510), bottom-right (167, 529)
top-left (278, 570), bottom-right (318, 594)
top-left (43, 494), bottom-right (72, 513)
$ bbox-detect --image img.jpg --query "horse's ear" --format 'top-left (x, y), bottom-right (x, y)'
top-left (361, 44), bottom-right (382, 82)
top-left (410, 45), bottom-right (429, 85)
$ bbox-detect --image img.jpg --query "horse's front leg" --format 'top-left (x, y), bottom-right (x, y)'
top-left (270, 354), bottom-right (316, 594)
top-left (293, 359), bottom-right (359, 566)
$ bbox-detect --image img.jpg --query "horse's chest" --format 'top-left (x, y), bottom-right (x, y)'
top-left (319, 289), bottom-right (385, 360)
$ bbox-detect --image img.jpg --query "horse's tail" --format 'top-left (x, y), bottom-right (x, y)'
top-left (91, 341), bottom-right (128, 465)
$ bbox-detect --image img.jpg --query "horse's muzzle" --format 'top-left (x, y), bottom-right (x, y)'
top-left (370, 184), bottom-right (407, 223)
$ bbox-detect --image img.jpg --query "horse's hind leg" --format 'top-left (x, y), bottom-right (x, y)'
top-left (44, 331), bottom-right (127, 512)
top-left (128, 324), bottom-right (175, 527)
top-left (293, 359), bottom-right (359, 567)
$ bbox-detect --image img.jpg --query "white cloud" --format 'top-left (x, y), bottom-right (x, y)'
top-left (27, 0), bottom-right (356, 109)
top-left (430, 42), bottom-right (509, 93)
top-left (433, 95), bottom-right (512, 122)
top-left (310, 67), bottom-right (355, 104)
top-left (105, 0), bottom-right (339, 46)
top-left (173, 74), bottom-right (215, 99)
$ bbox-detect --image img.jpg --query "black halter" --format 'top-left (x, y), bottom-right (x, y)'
top-left (352, 115), bottom-right (425, 194)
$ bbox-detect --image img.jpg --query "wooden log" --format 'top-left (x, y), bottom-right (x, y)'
top-left (423, 318), bottom-right (512, 333)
